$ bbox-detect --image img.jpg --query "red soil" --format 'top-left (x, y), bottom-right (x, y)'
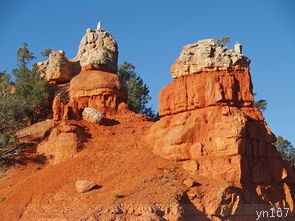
top-left (0, 117), bottom-right (186, 220)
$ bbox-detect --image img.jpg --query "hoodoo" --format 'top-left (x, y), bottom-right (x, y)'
top-left (146, 39), bottom-right (295, 220)
top-left (37, 23), bottom-right (129, 165)
top-left (40, 22), bottom-right (128, 122)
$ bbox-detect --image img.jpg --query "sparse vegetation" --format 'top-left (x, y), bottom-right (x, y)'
top-left (274, 136), bottom-right (295, 164)
top-left (253, 93), bottom-right (294, 163)
top-left (253, 93), bottom-right (267, 112)
top-left (147, 177), bottom-right (154, 183)
top-left (0, 43), bottom-right (54, 165)
top-left (41, 48), bottom-right (53, 58)
top-left (118, 61), bottom-right (157, 119)
top-left (102, 46), bottom-right (109, 52)
top-left (214, 36), bottom-right (230, 45)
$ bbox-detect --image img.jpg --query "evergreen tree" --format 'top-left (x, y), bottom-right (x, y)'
top-left (253, 92), bottom-right (294, 163)
top-left (253, 93), bottom-right (267, 112)
top-left (0, 71), bottom-right (25, 162)
top-left (16, 42), bottom-right (35, 71)
top-left (0, 43), bottom-right (53, 163)
top-left (13, 43), bottom-right (53, 123)
top-left (118, 62), bottom-right (156, 118)
top-left (274, 136), bottom-right (295, 163)
top-left (0, 71), bottom-right (11, 95)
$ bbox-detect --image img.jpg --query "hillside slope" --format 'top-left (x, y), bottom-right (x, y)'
top-left (0, 116), bottom-right (191, 220)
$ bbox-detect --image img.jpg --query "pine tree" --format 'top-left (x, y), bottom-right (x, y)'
top-left (118, 62), bottom-right (156, 118)
top-left (0, 43), bottom-right (53, 164)
top-left (253, 92), bottom-right (294, 163)
top-left (13, 43), bottom-right (53, 123)
top-left (253, 93), bottom-right (267, 112)
top-left (274, 136), bottom-right (295, 163)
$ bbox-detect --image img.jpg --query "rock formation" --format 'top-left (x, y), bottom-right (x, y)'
top-left (37, 123), bottom-right (87, 165)
top-left (37, 22), bottom-right (128, 164)
top-left (38, 50), bottom-right (79, 84)
top-left (72, 24), bottom-right (118, 73)
top-left (146, 39), bottom-right (295, 220)
top-left (45, 22), bottom-right (128, 121)
top-left (38, 21), bottom-right (118, 83)
top-left (171, 39), bottom-right (249, 79)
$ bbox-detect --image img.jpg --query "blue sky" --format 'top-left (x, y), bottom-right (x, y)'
top-left (0, 0), bottom-right (294, 144)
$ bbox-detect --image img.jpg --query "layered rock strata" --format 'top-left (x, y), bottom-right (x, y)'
top-left (146, 39), bottom-right (295, 220)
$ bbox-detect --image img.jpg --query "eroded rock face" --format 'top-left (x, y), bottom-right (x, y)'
top-left (45, 22), bottom-right (128, 121)
top-left (160, 69), bottom-right (254, 116)
top-left (37, 123), bottom-right (86, 165)
top-left (53, 70), bottom-right (127, 121)
top-left (146, 39), bottom-right (295, 219)
top-left (38, 50), bottom-right (80, 84)
top-left (171, 39), bottom-right (250, 78)
top-left (37, 22), bottom-right (118, 84)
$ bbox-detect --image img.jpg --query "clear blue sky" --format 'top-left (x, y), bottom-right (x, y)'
top-left (0, 0), bottom-right (294, 144)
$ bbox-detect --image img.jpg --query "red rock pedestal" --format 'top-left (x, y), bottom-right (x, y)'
top-left (146, 40), bottom-right (295, 220)
top-left (53, 70), bottom-right (128, 121)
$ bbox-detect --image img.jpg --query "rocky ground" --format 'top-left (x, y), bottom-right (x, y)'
top-left (0, 116), bottom-right (191, 220)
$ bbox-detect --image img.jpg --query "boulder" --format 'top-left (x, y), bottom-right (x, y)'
top-left (82, 107), bottom-right (104, 124)
top-left (38, 50), bottom-right (79, 84)
top-left (183, 178), bottom-right (195, 188)
top-left (69, 70), bottom-right (124, 98)
top-left (72, 27), bottom-right (118, 73)
top-left (75, 180), bottom-right (96, 193)
top-left (37, 123), bottom-right (85, 165)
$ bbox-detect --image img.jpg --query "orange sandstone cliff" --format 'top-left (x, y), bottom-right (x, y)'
top-left (146, 39), bottom-right (295, 220)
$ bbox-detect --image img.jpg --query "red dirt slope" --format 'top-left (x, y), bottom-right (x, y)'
top-left (0, 117), bottom-right (187, 220)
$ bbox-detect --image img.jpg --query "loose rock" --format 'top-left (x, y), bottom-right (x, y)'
top-left (82, 107), bottom-right (104, 124)
top-left (75, 180), bottom-right (96, 193)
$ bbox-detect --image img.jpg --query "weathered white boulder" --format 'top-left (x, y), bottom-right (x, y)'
top-left (171, 39), bottom-right (250, 78)
top-left (38, 50), bottom-right (73, 83)
top-left (82, 107), bottom-right (104, 124)
top-left (72, 25), bottom-right (118, 73)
